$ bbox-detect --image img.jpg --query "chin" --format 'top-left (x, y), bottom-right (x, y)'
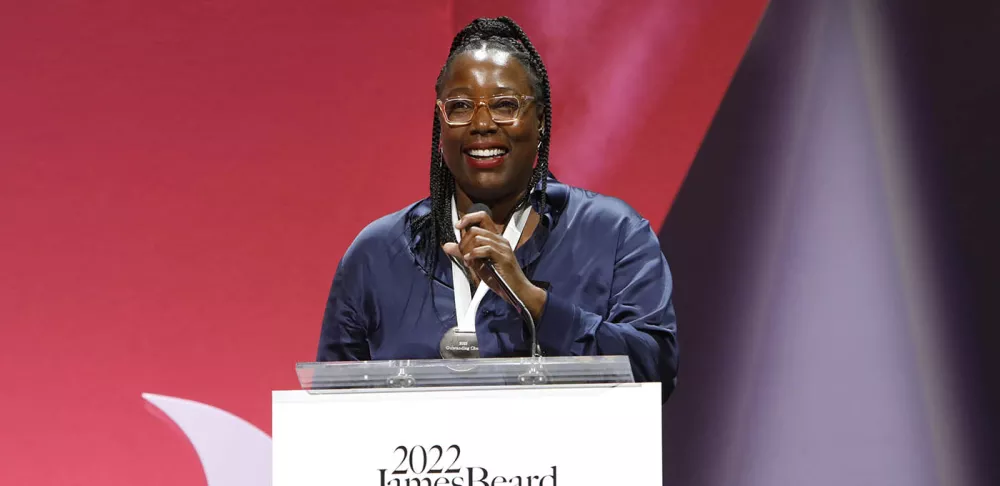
top-left (462, 177), bottom-right (512, 202)
top-left (446, 158), bottom-right (533, 203)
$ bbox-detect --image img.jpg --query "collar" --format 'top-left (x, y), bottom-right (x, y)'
top-left (406, 173), bottom-right (569, 285)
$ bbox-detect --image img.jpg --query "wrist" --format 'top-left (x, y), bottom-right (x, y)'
top-left (522, 284), bottom-right (548, 322)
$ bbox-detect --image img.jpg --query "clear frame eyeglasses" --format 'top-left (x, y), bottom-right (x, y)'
top-left (436, 94), bottom-right (536, 126)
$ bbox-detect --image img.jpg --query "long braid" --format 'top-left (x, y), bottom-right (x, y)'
top-left (430, 112), bottom-right (455, 244)
top-left (414, 16), bottom-right (553, 274)
top-left (498, 16), bottom-right (551, 216)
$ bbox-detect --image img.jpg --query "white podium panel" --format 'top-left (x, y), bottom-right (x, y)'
top-left (273, 383), bottom-right (661, 485)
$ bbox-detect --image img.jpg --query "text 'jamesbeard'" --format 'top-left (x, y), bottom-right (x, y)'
top-left (379, 466), bottom-right (558, 486)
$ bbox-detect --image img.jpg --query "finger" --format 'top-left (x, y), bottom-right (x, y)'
top-left (473, 235), bottom-right (514, 256)
top-left (458, 226), bottom-right (503, 255)
top-left (456, 210), bottom-right (499, 232)
top-left (464, 247), bottom-right (516, 304)
top-left (457, 229), bottom-right (480, 254)
top-left (463, 245), bottom-right (501, 262)
top-left (467, 240), bottom-right (518, 291)
top-left (466, 226), bottom-right (509, 245)
top-left (442, 242), bottom-right (462, 260)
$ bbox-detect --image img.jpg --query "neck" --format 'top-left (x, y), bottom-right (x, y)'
top-left (454, 187), bottom-right (528, 225)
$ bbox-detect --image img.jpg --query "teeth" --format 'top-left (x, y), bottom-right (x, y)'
top-left (466, 148), bottom-right (507, 158)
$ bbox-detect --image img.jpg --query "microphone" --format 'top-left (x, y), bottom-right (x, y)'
top-left (466, 203), bottom-right (540, 358)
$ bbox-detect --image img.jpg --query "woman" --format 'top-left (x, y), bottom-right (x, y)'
top-left (316, 17), bottom-right (678, 396)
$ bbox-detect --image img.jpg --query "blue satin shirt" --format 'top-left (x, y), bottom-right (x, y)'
top-left (316, 176), bottom-right (678, 397)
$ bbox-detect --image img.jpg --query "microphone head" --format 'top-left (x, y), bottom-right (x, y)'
top-left (467, 203), bottom-right (492, 220)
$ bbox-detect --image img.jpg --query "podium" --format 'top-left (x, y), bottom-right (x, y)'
top-left (273, 356), bottom-right (662, 485)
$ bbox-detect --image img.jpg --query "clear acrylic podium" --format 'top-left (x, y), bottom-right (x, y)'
top-left (295, 355), bottom-right (635, 391)
top-left (274, 356), bottom-right (662, 485)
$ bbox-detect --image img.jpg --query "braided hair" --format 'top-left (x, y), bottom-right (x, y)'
top-left (413, 16), bottom-right (552, 270)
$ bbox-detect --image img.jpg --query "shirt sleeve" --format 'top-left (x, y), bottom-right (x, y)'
top-left (316, 250), bottom-right (372, 362)
top-left (535, 217), bottom-right (679, 398)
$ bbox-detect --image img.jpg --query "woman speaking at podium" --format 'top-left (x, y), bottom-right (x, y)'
top-left (316, 17), bottom-right (678, 396)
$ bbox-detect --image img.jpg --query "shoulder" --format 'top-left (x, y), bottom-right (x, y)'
top-left (551, 183), bottom-right (666, 267)
top-left (557, 183), bottom-right (650, 232)
top-left (339, 198), bottom-right (429, 267)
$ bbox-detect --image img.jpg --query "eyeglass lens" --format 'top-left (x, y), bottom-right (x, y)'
top-left (444, 97), bottom-right (521, 123)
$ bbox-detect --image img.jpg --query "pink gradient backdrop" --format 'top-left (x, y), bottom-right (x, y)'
top-left (0, 1), bottom-right (765, 484)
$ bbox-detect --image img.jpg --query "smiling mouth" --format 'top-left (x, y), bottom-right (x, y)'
top-left (463, 147), bottom-right (509, 160)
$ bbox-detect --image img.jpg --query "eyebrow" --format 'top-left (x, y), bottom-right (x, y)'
top-left (442, 86), bottom-right (519, 98)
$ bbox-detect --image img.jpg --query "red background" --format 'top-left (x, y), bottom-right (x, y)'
top-left (0, 1), bottom-right (765, 484)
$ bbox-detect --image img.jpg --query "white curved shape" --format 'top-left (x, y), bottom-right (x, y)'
top-left (143, 393), bottom-right (272, 486)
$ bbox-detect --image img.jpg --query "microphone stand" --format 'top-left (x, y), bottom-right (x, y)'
top-left (491, 270), bottom-right (540, 359)
top-left (494, 273), bottom-right (547, 385)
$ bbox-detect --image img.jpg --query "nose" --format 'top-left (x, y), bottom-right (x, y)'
top-left (469, 101), bottom-right (499, 135)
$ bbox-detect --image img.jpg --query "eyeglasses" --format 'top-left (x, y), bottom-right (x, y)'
top-left (437, 94), bottom-right (535, 126)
